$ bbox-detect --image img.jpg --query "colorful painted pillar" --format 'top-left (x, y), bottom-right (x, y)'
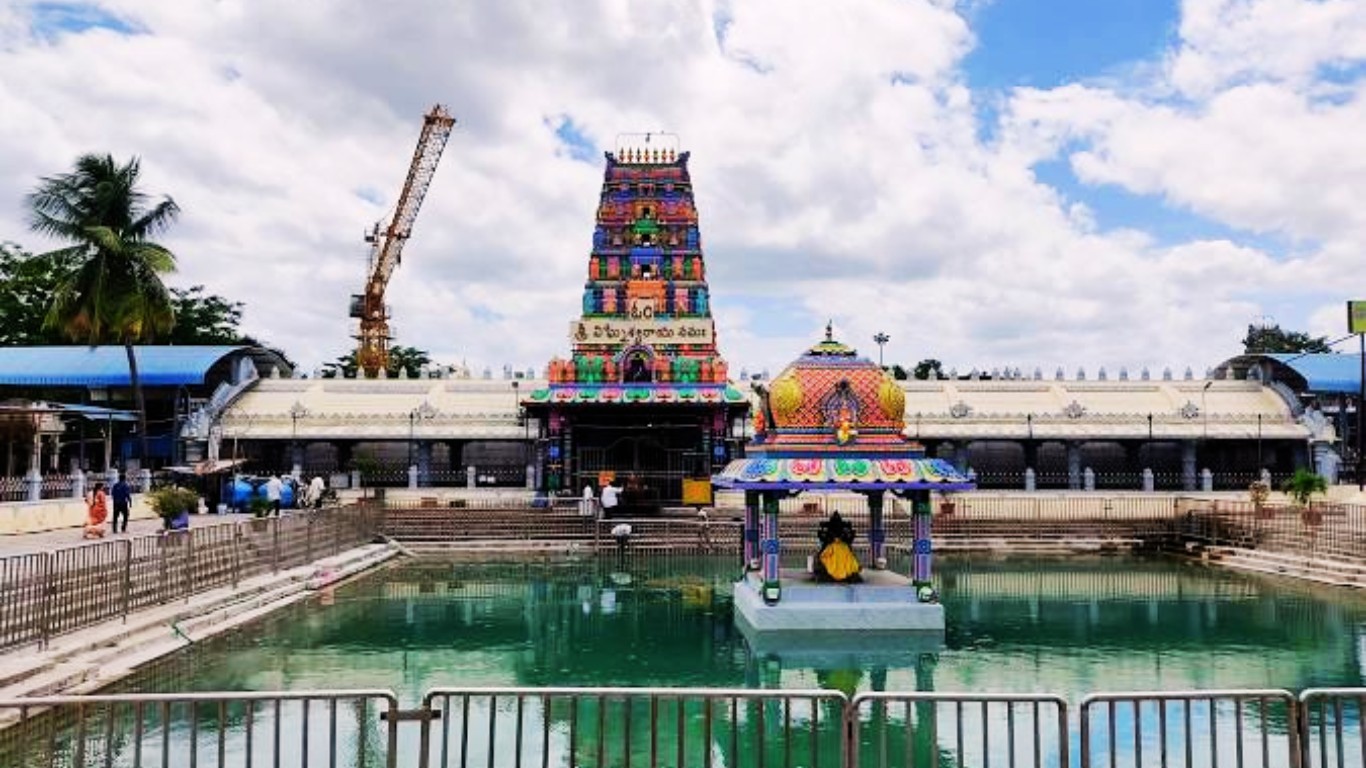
top-left (761, 492), bottom-right (782, 604)
top-left (866, 490), bottom-right (886, 568)
top-left (743, 490), bottom-right (761, 570)
top-left (911, 489), bottom-right (933, 588)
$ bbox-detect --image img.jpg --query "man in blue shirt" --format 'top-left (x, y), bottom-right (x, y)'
top-left (110, 475), bottom-right (132, 533)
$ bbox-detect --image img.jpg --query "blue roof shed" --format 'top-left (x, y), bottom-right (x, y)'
top-left (1215, 353), bottom-right (1362, 395)
top-left (1263, 354), bottom-right (1362, 394)
top-left (0, 346), bottom-right (285, 388)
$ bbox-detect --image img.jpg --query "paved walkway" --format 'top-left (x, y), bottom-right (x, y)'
top-left (0, 513), bottom-right (257, 557)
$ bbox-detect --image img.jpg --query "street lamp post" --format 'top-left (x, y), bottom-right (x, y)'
top-left (288, 401), bottom-right (308, 474)
top-left (1201, 381), bottom-right (1212, 484)
top-left (873, 332), bottom-right (890, 368)
top-left (1201, 381), bottom-right (1212, 439)
top-left (1257, 413), bottom-right (1263, 471)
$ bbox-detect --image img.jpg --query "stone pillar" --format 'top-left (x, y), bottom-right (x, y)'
top-left (1259, 468), bottom-right (1272, 487)
top-left (1181, 440), bottom-right (1198, 492)
top-left (71, 470), bottom-right (86, 500)
top-left (760, 492), bottom-right (782, 604)
top-left (1200, 468), bottom-right (1213, 492)
top-left (466, 466), bottom-right (476, 488)
top-left (1313, 442), bottom-right (1341, 485)
top-left (407, 464), bottom-right (418, 489)
top-left (416, 441), bottom-right (432, 487)
top-left (867, 491), bottom-right (886, 569)
top-left (25, 469), bottom-right (41, 501)
top-left (1067, 442), bottom-right (1082, 490)
top-left (1024, 468), bottom-right (1036, 492)
top-left (137, 468), bottom-right (151, 493)
top-left (350, 468), bottom-right (361, 490)
top-left (526, 464), bottom-right (535, 489)
top-left (1083, 467), bottom-right (1096, 491)
top-left (911, 489), bottom-right (933, 589)
top-left (1142, 468), bottom-right (1154, 492)
top-left (1023, 441), bottom-right (1038, 488)
top-left (290, 442), bottom-right (304, 479)
top-left (743, 490), bottom-right (761, 570)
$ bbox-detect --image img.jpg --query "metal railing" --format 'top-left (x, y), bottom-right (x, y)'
top-left (374, 494), bottom-right (1366, 567)
top-left (1300, 689), bottom-right (1366, 768)
top-left (850, 692), bottom-right (1069, 768)
top-left (1182, 500), bottom-right (1366, 562)
top-left (3, 686), bottom-right (1361, 767)
top-left (0, 506), bottom-right (382, 652)
top-left (0, 690), bottom-right (400, 768)
top-left (421, 686), bottom-right (848, 768)
top-left (1079, 689), bottom-right (1299, 768)
top-left (0, 474), bottom-right (75, 502)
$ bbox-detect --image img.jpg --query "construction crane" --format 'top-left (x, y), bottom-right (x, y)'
top-left (350, 104), bottom-right (457, 378)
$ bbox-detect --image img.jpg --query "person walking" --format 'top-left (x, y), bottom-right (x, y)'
top-left (305, 475), bottom-right (326, 509)
top-left (110, 474), bottom-right (132, 534)
top-left (600, 480), bottom-right (621, 518)
top-left (265, 475), bottom-right (283, 516)
top-left (83, 482), bottom-right (109, 539)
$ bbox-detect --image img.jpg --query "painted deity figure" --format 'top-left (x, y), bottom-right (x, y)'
top-left (814, 512), bottom-right (861, 583)
top-left (835, 407), bottom-right (858, 445)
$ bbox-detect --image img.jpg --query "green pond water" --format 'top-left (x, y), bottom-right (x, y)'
top-left (126, 552), bottom-right (1366, 701)
top-left (11, 553), bottom-right (1364, 767)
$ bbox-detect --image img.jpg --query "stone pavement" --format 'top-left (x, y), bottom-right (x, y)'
top-left (0, 512), bottom-right (256, 557)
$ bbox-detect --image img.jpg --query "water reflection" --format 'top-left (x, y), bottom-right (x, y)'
top-left (122, 553), bottom-right (1366, 704)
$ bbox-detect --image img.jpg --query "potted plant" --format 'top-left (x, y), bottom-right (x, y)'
top-left (248, 494), bottom-right (273, 531)
top-left (1281, 468), bottom-right (1328, 526)
top-left (148, 486), bottom-right (198, 536)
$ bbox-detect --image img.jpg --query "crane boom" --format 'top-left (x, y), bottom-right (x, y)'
top-left (353, 104), bottom-right (457, 378)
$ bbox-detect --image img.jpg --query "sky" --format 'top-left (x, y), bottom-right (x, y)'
top-left (0, 0), bottom-right (1362, 377)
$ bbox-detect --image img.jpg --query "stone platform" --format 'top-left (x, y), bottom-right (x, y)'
top-left (732, 568), bottom-right (945, 635)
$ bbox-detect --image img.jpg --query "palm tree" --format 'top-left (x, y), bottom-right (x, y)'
top-left (27, 154), bottom-right (180, 466)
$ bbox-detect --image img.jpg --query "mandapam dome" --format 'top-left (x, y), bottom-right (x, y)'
top-left (767, 334), bottom-right (906, 432)
top-left (713, 327), bottom-right (974, 491)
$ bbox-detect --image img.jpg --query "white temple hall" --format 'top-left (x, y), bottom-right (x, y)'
top-left (198, 355), bottom-right (1351, 497)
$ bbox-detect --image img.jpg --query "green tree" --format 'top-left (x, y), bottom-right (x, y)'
top-left (913, 358), bottom-right (943, 380)
top-left (0, 242), bottom-right (80, 344)
top-left (322, 345), bottom-right (432, 379)
top-left (167, 285), bottom-right (243, 344)
top-left (887, 364), bottom-right (909, 381)
top-left (27, 153), bottom-right (181, 464)
top-left (1242, 324), bottom-right (1332, 354)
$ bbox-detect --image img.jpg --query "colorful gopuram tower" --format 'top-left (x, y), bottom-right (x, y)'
top-left (524, 135), bottom-right (749, 509)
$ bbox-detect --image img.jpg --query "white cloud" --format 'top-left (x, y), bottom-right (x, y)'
top-left (0, 0), bottom-right (1360, 379)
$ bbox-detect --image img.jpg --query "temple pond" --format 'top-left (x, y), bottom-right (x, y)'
top-left (126, 552), bottom-right (1366, 700)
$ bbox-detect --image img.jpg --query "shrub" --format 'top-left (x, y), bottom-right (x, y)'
top-left (1280, 468), bottom-right (1327, 508)
top-left (248, 495), bottom-right (273, 518)
top-left (148, 486), bottom-right (199, 519)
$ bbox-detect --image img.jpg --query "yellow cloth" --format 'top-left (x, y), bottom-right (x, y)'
top-left (819, 540), bottom-right (861, 582)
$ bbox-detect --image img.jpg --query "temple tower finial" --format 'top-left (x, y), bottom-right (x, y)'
top-left (825, 320), bottom-right (834, 343)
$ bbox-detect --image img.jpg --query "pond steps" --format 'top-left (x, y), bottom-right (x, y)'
top-left (0, 544), bottom-right (399, 711)
top-left (1187, 544), bottom-right (1366, 588)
